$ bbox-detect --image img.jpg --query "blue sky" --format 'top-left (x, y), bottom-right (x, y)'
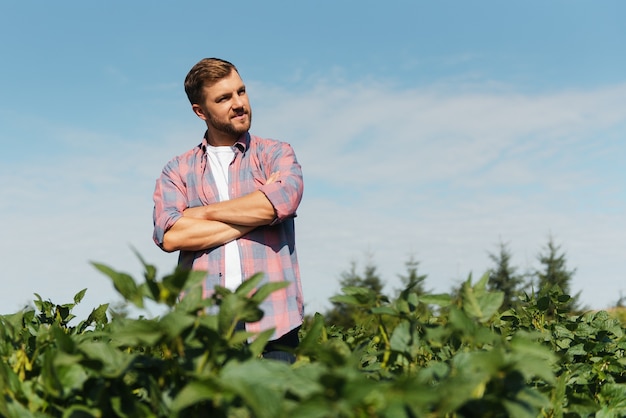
top-left (1, 1), bottom-right (625, 319)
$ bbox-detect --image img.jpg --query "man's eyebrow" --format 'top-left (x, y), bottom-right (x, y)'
top-left (215, 92), bottom-right (232, 101)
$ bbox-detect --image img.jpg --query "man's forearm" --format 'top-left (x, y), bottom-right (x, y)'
top-left (183, 190), bottom-right (276, 226)
top-left (162, 217), bottom-right (254, 252)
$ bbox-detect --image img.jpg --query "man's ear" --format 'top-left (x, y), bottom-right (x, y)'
top-left (191, 104), bottom-right (208, 121)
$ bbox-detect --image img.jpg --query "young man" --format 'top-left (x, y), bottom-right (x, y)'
top-left (152, 58), bottom-right (304, 362)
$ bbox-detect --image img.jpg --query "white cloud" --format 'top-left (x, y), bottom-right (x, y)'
top-left (252, 82), bottom-right (626, 189)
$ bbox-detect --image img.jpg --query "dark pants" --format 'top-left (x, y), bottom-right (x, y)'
top-left (235, 322), bottom-right (300, 364)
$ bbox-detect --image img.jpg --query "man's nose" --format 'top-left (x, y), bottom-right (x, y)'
top-left (232, 94), bottom-right (244, 108)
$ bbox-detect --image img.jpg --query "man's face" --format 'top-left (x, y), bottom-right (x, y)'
top-left (193, 70), bottom-right (252, 143)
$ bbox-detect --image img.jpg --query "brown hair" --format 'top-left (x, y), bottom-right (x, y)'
top-left (184, 58), bottom-right (239, 105)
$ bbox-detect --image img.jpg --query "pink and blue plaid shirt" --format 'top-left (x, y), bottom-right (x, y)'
top-left (153, 132), bottom-right (304, 339)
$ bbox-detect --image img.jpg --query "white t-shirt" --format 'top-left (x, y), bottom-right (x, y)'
top-left (206, 145), bottom-right (242, 291)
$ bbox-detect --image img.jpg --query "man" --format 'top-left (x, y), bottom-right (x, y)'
top-left (152, 58), bottom-right (304, 363)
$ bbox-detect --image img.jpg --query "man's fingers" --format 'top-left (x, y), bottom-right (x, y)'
top-left (266, 171), bottom-right (280, 184)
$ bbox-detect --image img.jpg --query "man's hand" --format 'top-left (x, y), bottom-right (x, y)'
top-left (266, 170), bottom-right (280, 185)
top-left (183, 171), bottom-right (280, 225)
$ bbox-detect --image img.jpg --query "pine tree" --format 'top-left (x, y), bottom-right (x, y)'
top-left (487, 240), bottom-right (525, 311)
top-left (324, 255), bottom-right (385, 330)
top-left (396, 254), bottom-right (428, 296)
top-left (534, 235), bottom-right (581, 313)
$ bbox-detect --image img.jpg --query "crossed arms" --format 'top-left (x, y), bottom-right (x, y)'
top-left (161, 172), bottom-right (279, 252)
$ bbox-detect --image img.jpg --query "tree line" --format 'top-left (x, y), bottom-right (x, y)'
top-left (324, 235), bottom-right (589, 330)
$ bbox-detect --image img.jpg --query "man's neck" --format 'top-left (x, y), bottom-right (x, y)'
top-left (206, 131), bottom-right (238, 147)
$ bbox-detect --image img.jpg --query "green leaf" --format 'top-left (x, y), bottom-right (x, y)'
top-left (109, 319), bottom-right (164, 347)
top-left (161, 268), bottom-right (206, 303)
top-left (33, 292), bottom-right (45, 309)
top-left (567, 343), bottom-right (587, 356)
top-left (370, 306), bottom-right (398, 316)
top-left (159, 311), bottom-right (196, 339)
top-left (86, 304), bottom-right (109, 326)
top-left (502, 396), bottom-right (543, 418)
top-left (161, 269), bottom-right (188, 296)
top-left (250, 281), bottom-right (291, 304)
top-left (176, 284), bottom-right (206, 313)
top-left (598, 383), bottom-right (626, 410)
top-left (557, 294), bottom-right (571, 303)
top-left (298, 313), bottom-right (327, 353)
top-left (140, 277), bottom-right (161, 302)
top-left (329, 295), bottom-right (361, 305)
top-left (229, 329), bottom-right (255, 346)
top-left (537, 296), bottom-right (550, 311)
top-left (78, 341), bottom-right (135, 378)
top-left (288, 399), bottom-right (334, 418)
top-left (510, 336), bottom-right (557, 383)
top-left (395, 298), bottom-right (412, 314)
top-left (389, 321), bottom-right (412, 352)
top-left (340, 286), bottom-right (378, 304)
top-left (248, 328), bottom-right (276, 358)
top-left (478, 292), bottom-right (505, 321)
top-left (110, 392), bottom-right (153, 418)
top-left (183, 269), bottom-right (207, 290)
top-left (131, 246), bottom-right (157, 282)
top-left (170, 379), bottom-right (221, 413)
top-left (4, 400), bottom-right (48, 418)
top-left (63, 405), bottom-right (103, 418)
top-left (73, 288), bottom-right (87, 304)
top-left (448, 306), bottom-right (476, 333)
top-left (92, 262), bottom-right (144, 308)
top-left (77, 303), bottom-right (110, 333)
top-left (342, 286), bottom-right (375, 296)
top-left (41, 349), bottom-right (65, 397)
top-left (220, 360), bottom-right (290, 418)
top-left (55, 361), bottom-right (88, 395)
top-left (52, 324), bottom-right (75, 353)
top-left (475, 271), bottom-right (490, 291)
top-left (235, 272), bottom-right (265, 296)
top-left (218, 294), bottom-right (263, 335)
top-left (461, 280), bottom-right (503, 323)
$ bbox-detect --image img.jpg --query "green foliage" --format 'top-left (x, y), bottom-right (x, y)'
top-left (534, 236), bottom-right (582, 315)
top-left (397, 254), bottom-right (428, 292)
top-left (324, 257), bottom-right (386, 331)
top-left (1, 256), bottom-right (626, 417)
top-left (487, 240), bottom-right (526, 311)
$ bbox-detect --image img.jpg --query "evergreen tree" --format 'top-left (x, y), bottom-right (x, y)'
top-left (343, 259), bottom-right (384, 295)
top-left (396, 254), bottom-right (428, 296)
top-left (395, 254), bottom-right (434, 317)
top-left (487, 240), bottom-right (525, 311)
top-left (324, 255), bottom-right (385, 330)
top-left (534, 235), bottom-right (581, 313)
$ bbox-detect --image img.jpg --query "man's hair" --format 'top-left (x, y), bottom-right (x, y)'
top-left (184, 58), bottom-right (239, 105)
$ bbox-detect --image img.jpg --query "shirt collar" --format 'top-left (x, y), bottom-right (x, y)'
top-left (201, 131), bottom-right (249, 153)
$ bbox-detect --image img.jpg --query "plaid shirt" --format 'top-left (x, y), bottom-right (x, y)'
top-left (153, 132), bottom-right (304, 339)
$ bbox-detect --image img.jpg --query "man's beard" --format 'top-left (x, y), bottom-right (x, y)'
top-left (208, 110), bottom-right (252, 139)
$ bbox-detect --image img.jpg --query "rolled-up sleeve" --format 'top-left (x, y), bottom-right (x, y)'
top-left (152, 160), bottom-right (186, 249)
top-left (257, 142), bottom-right (303, 225)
